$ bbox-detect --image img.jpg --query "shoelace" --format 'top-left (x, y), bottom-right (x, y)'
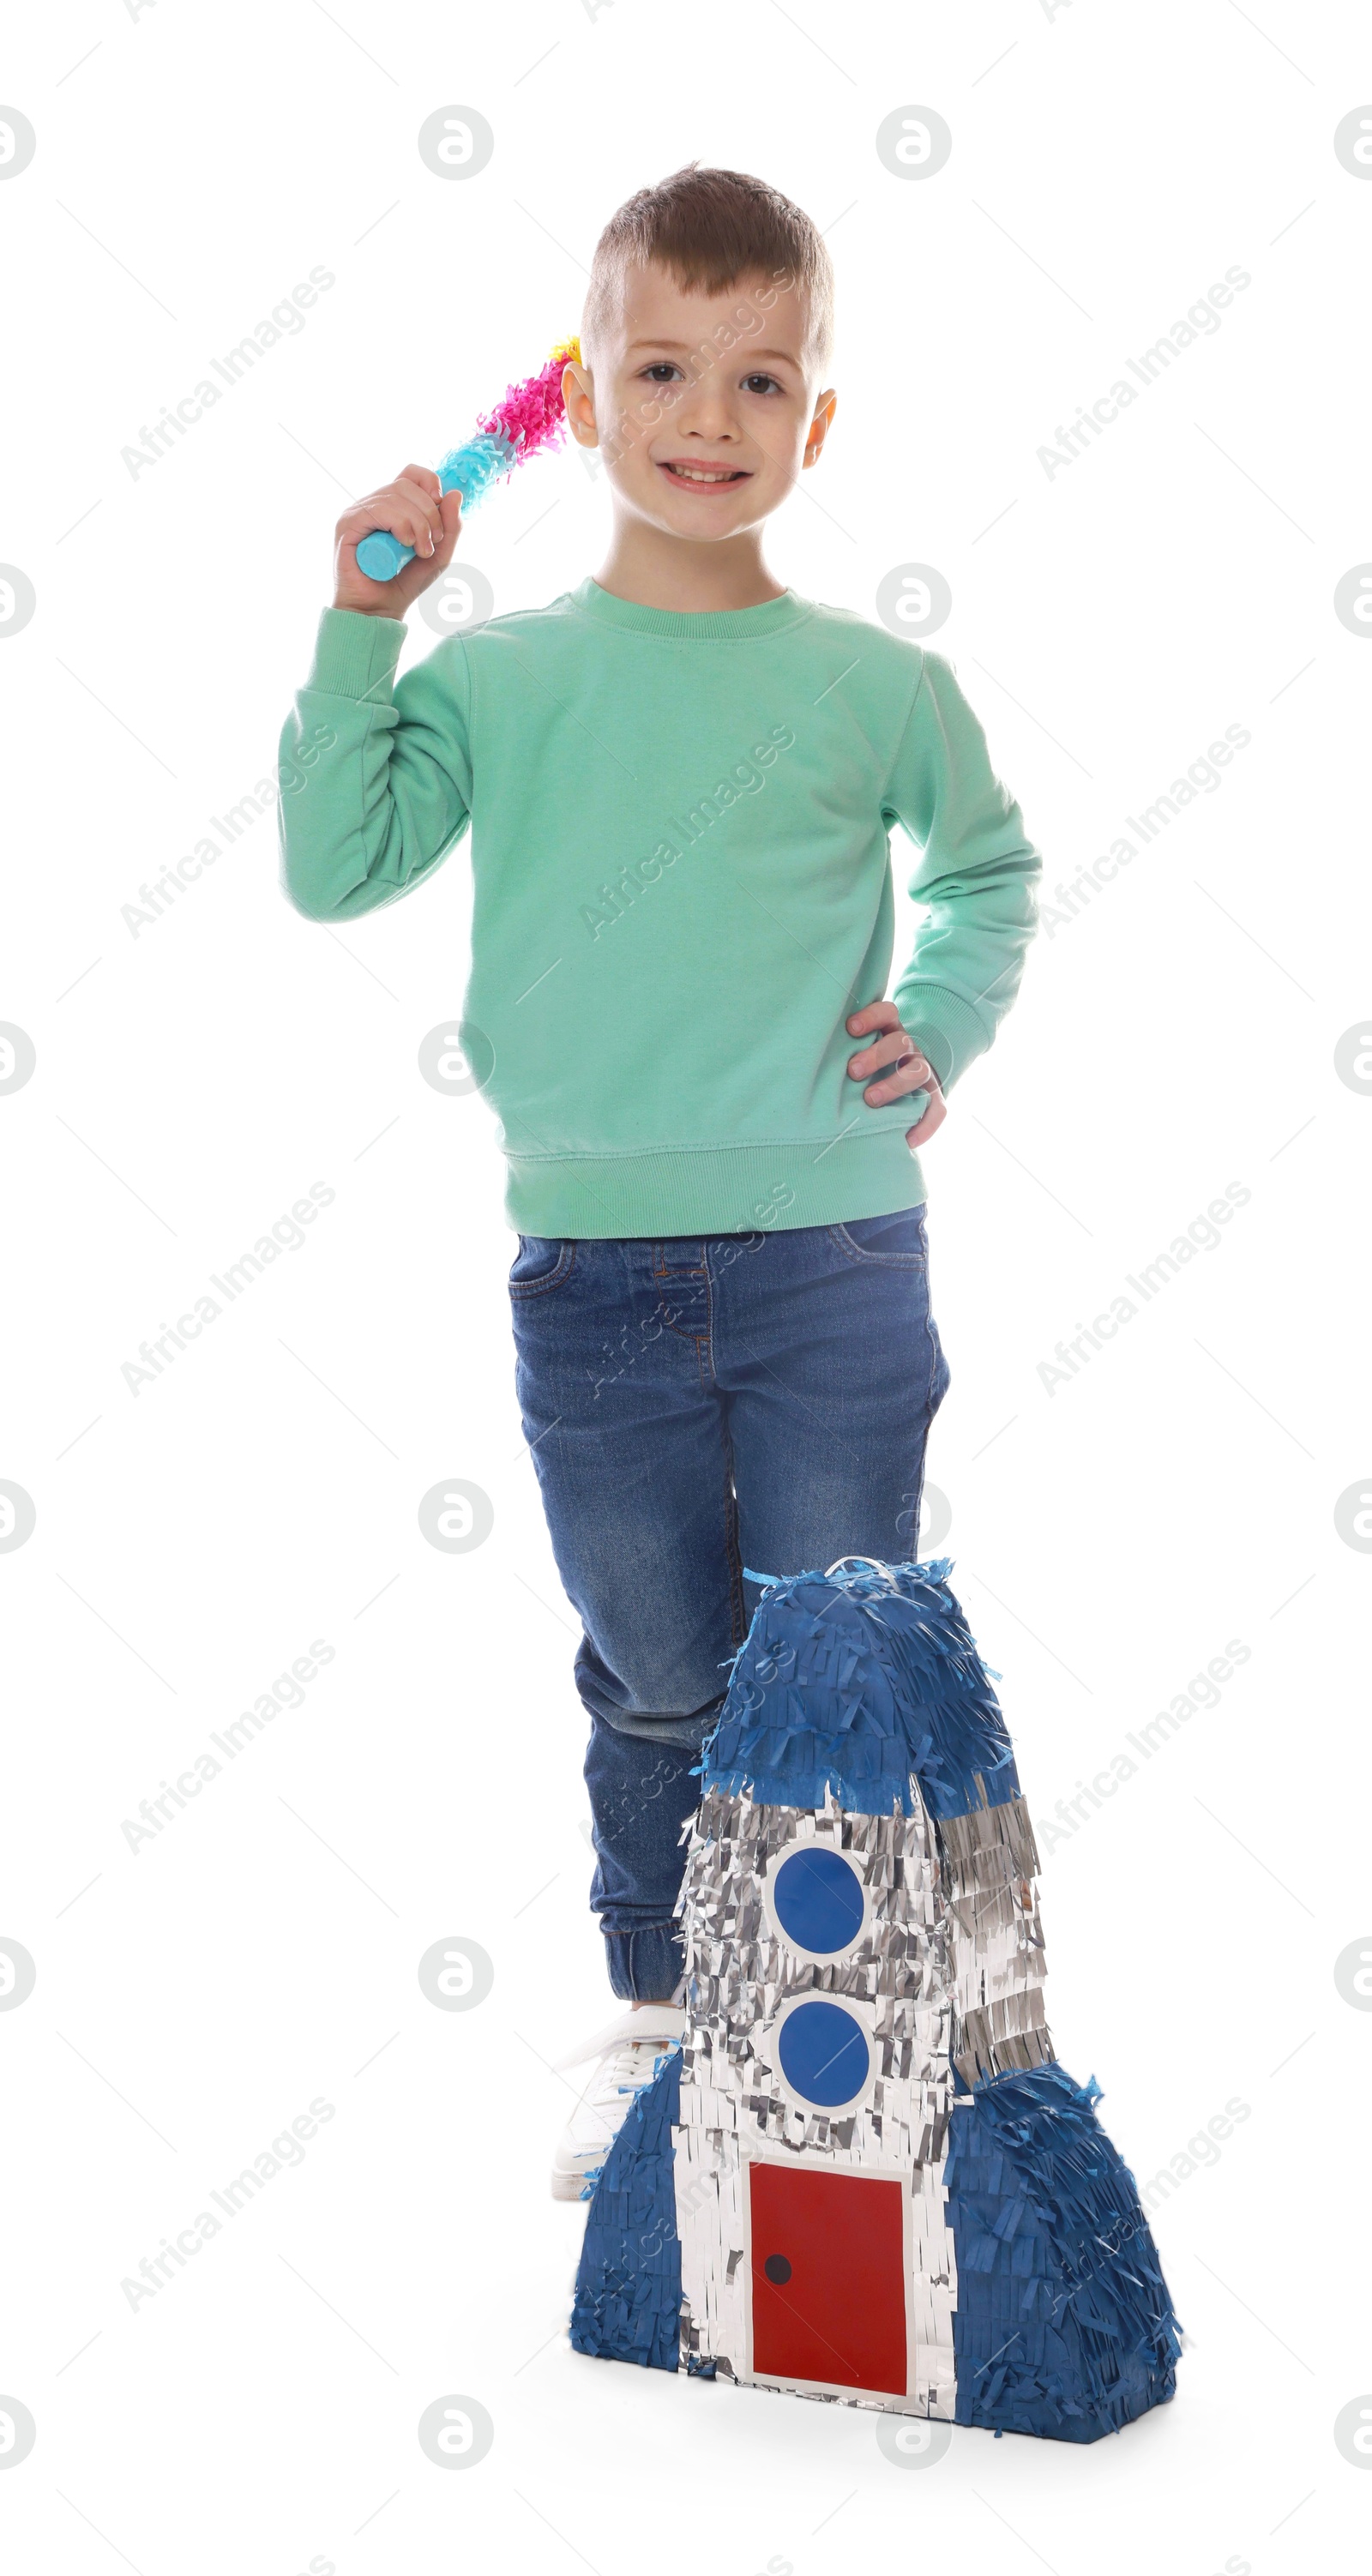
top-left (583, 2037), bottom-right (674, 2114)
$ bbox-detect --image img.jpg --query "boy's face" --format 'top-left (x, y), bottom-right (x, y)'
top-left (567, 261), bottom-right (836, 541)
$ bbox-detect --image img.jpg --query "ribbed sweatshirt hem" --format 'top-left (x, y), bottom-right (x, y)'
top-left (501, 1129), bottom-right (927, 1238)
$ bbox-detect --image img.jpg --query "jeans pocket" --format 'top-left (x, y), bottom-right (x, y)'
top-left (508, 1236), bottom-right (577, 1298)
top-left (827, 1207), bottom-right (929, 1267)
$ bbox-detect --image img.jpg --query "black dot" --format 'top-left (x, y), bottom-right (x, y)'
top-left (763, 2254), bottom-right (791, 2285)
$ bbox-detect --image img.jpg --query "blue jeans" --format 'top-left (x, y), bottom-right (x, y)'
top-left (508, 1209), bottom-right (950, 2000)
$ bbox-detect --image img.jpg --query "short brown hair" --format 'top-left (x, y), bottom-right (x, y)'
top-left (582, 164), bottom-right (833, 371)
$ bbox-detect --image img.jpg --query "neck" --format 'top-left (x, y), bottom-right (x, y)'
top-left (593, 515), bottom-right (787, 613)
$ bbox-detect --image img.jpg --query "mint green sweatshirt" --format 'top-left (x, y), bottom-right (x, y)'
top-left (279, 580), bottom-right (1040, 1236)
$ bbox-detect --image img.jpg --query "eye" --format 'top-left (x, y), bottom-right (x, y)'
top-left (741, 371), bottom-right (784, 395)
top-left (639, 362), bottom-right (683, 383)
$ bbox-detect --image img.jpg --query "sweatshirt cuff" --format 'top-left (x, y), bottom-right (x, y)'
top-left (304, 607), bottom-right (406, 702)
top-left (893, 984), bottom-right (990, 1094)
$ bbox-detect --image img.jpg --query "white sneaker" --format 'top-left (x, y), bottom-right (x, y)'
top-left (551, 2006), bottom-right (684, 2202)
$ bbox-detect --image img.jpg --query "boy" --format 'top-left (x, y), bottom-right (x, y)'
top-left (279, 166), bottom-right (1040, 2198)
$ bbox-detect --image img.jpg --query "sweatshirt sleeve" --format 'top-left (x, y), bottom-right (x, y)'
top-left (883, 650), bottom-right (1041, 1092)
top-left (278, 609), bottom-right (473, 921)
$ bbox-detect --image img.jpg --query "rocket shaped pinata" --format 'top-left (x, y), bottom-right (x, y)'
top-left (571, 1557), bottom-right (1181, 2440)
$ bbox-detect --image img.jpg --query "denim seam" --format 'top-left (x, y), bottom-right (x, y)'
top-left (692, 1240), bottom-right (749, 1640)
top-left (826, 1219), bottom-right (929, 1269)
top-left (907, 1250), bottom-right (951, 1552)
top-left (652, 1241), bottom-right (709, 1361)
top-left (508, 1241), bottom-right (579, 1300)
top-left (719, 1412), bottom-right (748, 1648)
top-left (695, 1256), bottom-right (717, 1396)
top-left (658, 1296), bottom-right (711, 1352)
top-left (604, 1923), bottom-right (684, 2004)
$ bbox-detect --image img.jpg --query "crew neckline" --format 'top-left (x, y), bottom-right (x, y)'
top-left (569, 576), bottom-right (811, 641)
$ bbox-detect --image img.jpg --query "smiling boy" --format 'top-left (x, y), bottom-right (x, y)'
top-left (279, 166), bottom-right (1041, 2197)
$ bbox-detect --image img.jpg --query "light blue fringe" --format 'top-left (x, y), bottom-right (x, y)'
top-left (436, 430), bottom-right (519, 509)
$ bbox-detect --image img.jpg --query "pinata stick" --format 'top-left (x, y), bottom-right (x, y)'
top-left (353, 338), bottom-right (581, 582)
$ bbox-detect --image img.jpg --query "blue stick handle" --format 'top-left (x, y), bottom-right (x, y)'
top-left (355, 528), bottom-right (414, 581)
top-left (351, 432), bottom-right (518, 585)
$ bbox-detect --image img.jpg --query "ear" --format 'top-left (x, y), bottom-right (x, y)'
top-left (803, 388), bottom-right (838, 469)
top-left (563, 361), bottom-right (599, 448)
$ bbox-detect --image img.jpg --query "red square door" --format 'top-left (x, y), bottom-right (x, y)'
top-left (749, 2162), bottom-right (907, 2395)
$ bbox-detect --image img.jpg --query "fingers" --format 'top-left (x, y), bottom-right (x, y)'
top-left (862, 1054), bottom-right (934, 1105)
top-left (846, 1025), bottom-right (936, 1104)
top-left (845, 1001), bottom-right (900, 1038)
top-left (906, 1086), bottom-right (948, 1149)
top-left (847, 1026), bottom-right (918, 1080)
top-left (382, 476), bottom-right (445, 556)
top-left (433, 487), bottom-right (464, 565)
top-left (337, 471), bottom-right (446, 561)
top-left (331, 466), bottom-right (464, 616)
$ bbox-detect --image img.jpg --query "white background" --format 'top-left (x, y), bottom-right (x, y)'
top-left (2, 2), bottom-right (1369, 2570)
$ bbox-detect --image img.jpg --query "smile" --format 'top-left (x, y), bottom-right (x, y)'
top-left (657, 460), bottom-right (751, 487)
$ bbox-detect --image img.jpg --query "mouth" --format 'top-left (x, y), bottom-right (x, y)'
top-left (656, 459), bottom-right (752, 490)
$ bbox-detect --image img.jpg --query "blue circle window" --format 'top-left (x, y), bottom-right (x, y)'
top-left (776, 1999), bottom-right (871, 2108)
top-left (771, 1846), bottom-right (865, 1956)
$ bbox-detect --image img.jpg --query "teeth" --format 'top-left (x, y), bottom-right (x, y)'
top-left (670, 465), bottom-right (737, 483)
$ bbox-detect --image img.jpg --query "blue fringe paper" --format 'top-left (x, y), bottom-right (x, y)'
top-left (701, 1557), bottom-right (1019, 1821)
top-left (945, 2062), bottom-right (1182, 2441)
top-left (436, 430), bottom-right (519, 509)
top-left (569, 2049), bottom-right (682, 2372)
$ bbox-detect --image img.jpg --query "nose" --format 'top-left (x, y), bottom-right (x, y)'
top-left (665, 369), bottom-right (741, 442)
